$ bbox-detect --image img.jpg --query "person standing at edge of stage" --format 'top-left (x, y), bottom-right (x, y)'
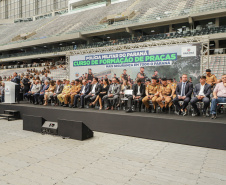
top-left (11, 72), bottom-right (21, 103)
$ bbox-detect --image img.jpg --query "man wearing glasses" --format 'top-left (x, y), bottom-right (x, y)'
top-left (210, 74), bottom-right (226, 119)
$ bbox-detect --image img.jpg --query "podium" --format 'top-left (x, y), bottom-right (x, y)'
top-left (4, 81), bottom-right (16, 104)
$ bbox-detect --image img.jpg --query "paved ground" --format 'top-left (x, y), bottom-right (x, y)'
top-left (0, 119), bottom-right (226, 185)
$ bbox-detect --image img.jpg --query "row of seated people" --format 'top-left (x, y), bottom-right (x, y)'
top-left (23, 74), bottom-right (226, 120)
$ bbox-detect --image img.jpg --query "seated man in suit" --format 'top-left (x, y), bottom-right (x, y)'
top-left (210, 74), bottom-right (226, 119)
top-left (50, 80), bottom-right (63, 106)
top-left (34, 80), bottom-right (49, 105)
top-left (57, 80), bottom-right (71, 105)
top-left (156, 78), bottom-right (175, 112)
top-left (64, 80), bottom-right (81, 107)
top-left (84, 77), bottom-right (101, 107)
top-left (73, 79), bottom-right (91, 108)
top-left (27, 80), bottom-right (42, 103)
top-left (142, 77), bottom-right (160, 113)
top-left (190, 76), bottom-right (211, 117)
top-left (173, 74), bottom-right (193, 116)
top-left (103, 77), bottom-right (121, 110)
top-left (126, 78), bottom-right (145, 113)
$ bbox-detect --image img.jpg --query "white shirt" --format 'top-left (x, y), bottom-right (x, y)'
top-left (91, 83), bottom-right (97, 94)
top-left (137, 85), bottom-right (141, 96)
top-left (81, 86), bottom-right (85, 94)
top-left (198, 84), bottom-right (205, 96)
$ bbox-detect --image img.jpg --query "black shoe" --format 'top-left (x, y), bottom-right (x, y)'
top-left (63, 104), bottom-right (68, 107)
top-left (39, 102), bottom-right (43, 105)
top-left (60, 103), bottom-right (64, 106)
top-left (211, 114), bottom-right (217, 119)
top-left (126, 108), bottom-right (132, 113)
top-left (146, 107), bottom-right (151, 113)
top-left (192, 112), bottom-right (200, 117)
top-left (79, 106), bottom-right (84, 109)
top-left (162, 107), bottom-right (166, 112)
top-left (72, 105), bottom-right (77, 108)
top-left (34, 102), bottom-right (38, 105)
top-left (69, 104), bottom-right (72, 108)
top-left (152, 109), bottom-right (156, 113)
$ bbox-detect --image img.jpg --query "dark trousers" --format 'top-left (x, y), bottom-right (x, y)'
top-left (50, 94), bottom-right (58, 104)
top-left (15, 86), bottom-right (20, 102)
top-left (84, 94), bottom-right (97, 105)
top-left (39, 94), bottom-right (45, 103)
top-left (74, 94), bottom-right (86, 107)
top-left (173, 96), bottom-right (191, 111)
top-left (190, 97), bottom-right (210, 113)
top-left (33, 93), bottom-right (40, 103)
top-left (27, 93), bottom-right (34, 103)
top-left (103, 95), bottom-right (119, 107)
top-left (127, 96), bottom-right (143, 110)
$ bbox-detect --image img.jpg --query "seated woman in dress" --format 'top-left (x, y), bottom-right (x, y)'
top-left (90, 79), bottom-right (109, 110)
top-left (43, 80), bottom-right (56, 106)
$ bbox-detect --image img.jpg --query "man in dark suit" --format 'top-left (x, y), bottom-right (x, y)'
top-left (126, 78), bottom-right (145, 113)
top-left (73, 79), bottom-right (91, 108)
top-left (11, 72), bottom-right (21, 103)
top-left (190, 76), bottom-right (211, 117)
top-left (103, 77), bottom-right (121, 110)
top-left (50, 80), bottom-right (63, 106)
top-left (173, 74), bottom-right (193, 116)
top-left (84, 77), bottom-right (101, 107)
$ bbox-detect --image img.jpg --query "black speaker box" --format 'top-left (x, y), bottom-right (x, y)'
top-left (58, 119), bottom-right (93, 140)
top-left (23, 114), bottom-right (45, 133)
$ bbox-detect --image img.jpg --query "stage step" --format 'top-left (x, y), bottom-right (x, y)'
top-left (0, 114), bottom-right (15, 121)
top-left (0, 110), bottom-right (20, 121)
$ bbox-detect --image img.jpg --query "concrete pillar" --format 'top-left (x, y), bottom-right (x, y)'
top-left (215, 17), bottom-right (219, 27)
top-left (214, 40), bottom-right (219, 48)
top-left (169, 24), bottom-right (173, 32)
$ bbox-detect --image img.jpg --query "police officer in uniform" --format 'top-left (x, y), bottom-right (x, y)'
top-left (167, 78), bottom-right (177, 99)
top-left (121, 69), bottom-right (128, 81)
top-left (156, 78), bottom-right (175, 112)
top-left (11, 72), bottom-right (21, 103)
top-left (206, 69), bottom-right (217, 87)
top-left (142, 77), bottom-right (160, 113)
top-left (87, 68), bottom-right (94, 83)
top-left (137, 67), bottom-right (147, 84)
top-left (64, 80), bottom-right (81, 107)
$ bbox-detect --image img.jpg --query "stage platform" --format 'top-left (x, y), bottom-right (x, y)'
top-left (0, 102), bottom-right (226, 150)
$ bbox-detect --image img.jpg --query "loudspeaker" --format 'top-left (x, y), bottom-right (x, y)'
top-left (58, 119), bottom-right (93, 141)
top-left (23, 114), bottom-right (45, 133)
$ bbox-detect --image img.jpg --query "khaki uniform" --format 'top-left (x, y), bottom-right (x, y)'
top-left (64, 84), bottom-right (82, 105)
top-left (156, 84), bottom-right (174, 108)
top-left (206, 74), bottom-right (217, 86)
top-left (142, 84), bottom-right (160, 109)
top-left (57, 84), bottom-right (71, 103)
top-left (170, 82), bottom-right (177, 98)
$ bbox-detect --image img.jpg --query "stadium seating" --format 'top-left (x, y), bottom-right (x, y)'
top-left (0, 0), bottom-right (226, 47)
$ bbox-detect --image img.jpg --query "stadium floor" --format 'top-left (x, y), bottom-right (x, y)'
top-left (0, 119), bottom-right (226, 185)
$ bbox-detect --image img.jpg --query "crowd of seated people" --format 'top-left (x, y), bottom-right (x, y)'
top-left (0, 68), bottom-right (226, 120)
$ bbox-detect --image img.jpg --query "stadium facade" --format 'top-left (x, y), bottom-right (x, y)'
top-left (0, 0), bottom-right (226, 79)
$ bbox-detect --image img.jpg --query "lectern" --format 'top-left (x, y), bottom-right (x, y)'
top-left (4, 81), bottom-right (16, 104)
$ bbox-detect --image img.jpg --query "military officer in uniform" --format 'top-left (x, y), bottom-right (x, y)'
top-left (64, 79), bottom-right (81, 107)
top-left (156, 78), bottom-right (175, 112)
top-left (206, 69), bottom-right (217, 87)
top-left (137, 67), bottom-right (147, 84)
top-left (120, 69), bottom-right (128, 81)
top-left (87, 68), bottom-right (94, 83)
top-left (57, 79), bottom-right (71, 105)
top-left (167, 78), bottom-right (177, 99)
top-left (142, 77), bottom-right (160, 113)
